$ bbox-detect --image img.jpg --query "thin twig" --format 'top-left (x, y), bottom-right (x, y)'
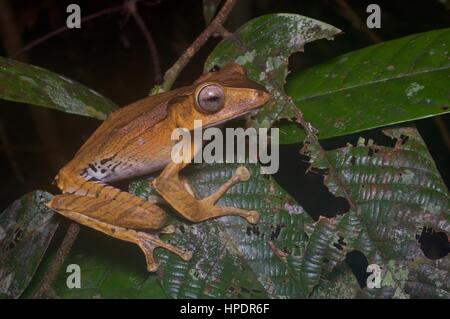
top-left (214, 25), bottom-right (233, 38)
top-left (31, 223), bottom-right (80, 299)
top-left (127, 0), bottom-right (162, 83)
top-left (161, 0), bottom-right (237, 91)
top-left (11, 5), bottom-right (123, 58)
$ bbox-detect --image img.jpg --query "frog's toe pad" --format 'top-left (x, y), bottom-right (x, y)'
top-left (138, 231), bottom-right (192, 272)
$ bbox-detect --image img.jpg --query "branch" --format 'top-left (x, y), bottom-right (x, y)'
top-left (11, 5), bottom-right (123, 58)
top-left (161, 0), bottom-right (237, 91)
top-left (128, 0), bottom-right (162, 83)
top-left (31, 223), bottom-right (80, 299)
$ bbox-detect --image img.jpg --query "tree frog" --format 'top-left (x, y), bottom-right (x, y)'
top-left (47, 63), bottom-right (271, 271)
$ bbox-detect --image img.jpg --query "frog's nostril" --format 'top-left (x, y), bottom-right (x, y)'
top-left (255, 90), bottom-right (271, 102)
top-left (256, 90), bottom-right (267, 98)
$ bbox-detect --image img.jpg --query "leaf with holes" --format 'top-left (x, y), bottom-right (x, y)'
top-left (282, 28), bottom-right (450, 143)
top-left (0, 191), bottom-right (59, 298)
top-left (26, 125), bottom-right (449, 298)
top-left (311, 127), bottom-right (450, 298)
top-left (205, 13), bottom-right (342, 129)
top-left (0, 57), bottom-right (117, 119)
top-left (48, 164), bottom-right (317, 298)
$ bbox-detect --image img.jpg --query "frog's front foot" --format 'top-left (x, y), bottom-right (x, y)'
top-left (153, 162), bottom-right (260, 224)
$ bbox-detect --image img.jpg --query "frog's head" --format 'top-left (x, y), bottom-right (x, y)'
top-left (172, 63), bottom-right (271, 130)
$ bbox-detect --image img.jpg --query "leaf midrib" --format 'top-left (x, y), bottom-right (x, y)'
top-left (293, 64), bottom-right (450, 102)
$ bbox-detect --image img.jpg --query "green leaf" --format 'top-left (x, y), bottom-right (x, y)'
top-left (205, 13), bottom-right (342, 129)
top-left (27, 125), bottom-right (449, 298)
top-left (0, 57), bottom-right (117, 119)
top-left (309, 263), bottom-right (361, 299)
top-left (0, 191), bottom-right (59, 298)
top-left (282, 28), bottom-right (450, 143)
top-left (130, 165), bottom-right (315, 298)
top-left (44, 228), bottom-right (167, 298)
top-left (136, 125), bottom-right (449, 298)
top-left (44, 163), bottom-right (316, 298)
top-left (314, 127), bottom-right (449, 298)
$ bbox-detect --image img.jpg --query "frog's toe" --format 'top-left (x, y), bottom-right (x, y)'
top-left (138, 230), bottom-right (192, 272)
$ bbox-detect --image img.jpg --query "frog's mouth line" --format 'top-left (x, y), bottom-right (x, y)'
top-left (203, 108), bottom-right (261, 128)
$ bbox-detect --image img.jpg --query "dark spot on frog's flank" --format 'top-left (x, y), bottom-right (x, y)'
top-left (100, 155), bottom-right (116, 165)
top-left (88, 164), bottom-right (98, 172)
top-left (111, 161), bottom-right (122, 172)
top-left (350, 156), bottom-right (356, 165)
top-left (100, 168), bottom-right (107, 174)
top-left (179, 225), bottom-right (185, 233)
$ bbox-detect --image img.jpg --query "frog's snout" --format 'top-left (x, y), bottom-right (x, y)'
top-left (254, 88), bottom-right (271, 106)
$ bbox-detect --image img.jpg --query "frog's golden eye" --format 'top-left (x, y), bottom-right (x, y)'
top-left (195, 83), bottom-right (225, 113)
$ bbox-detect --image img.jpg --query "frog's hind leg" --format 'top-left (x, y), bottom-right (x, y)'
top-left (153, 158), bottom-right (260, 224)
top-left (47, 184), bottom-right (192, 271)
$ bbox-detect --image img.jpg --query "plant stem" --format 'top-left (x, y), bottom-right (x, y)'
top-left (161, 0), bottom-right (237, 91)
top-left (128, 0), bottom-right (162, 83)
top-left (31, 223), bottom-right (80, 299)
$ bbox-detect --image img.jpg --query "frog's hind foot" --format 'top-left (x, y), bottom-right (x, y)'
top-left (47, 194), bottom-right (192, 272)
top-left (137, 229), bottom-right (192, 271)
top-left (153, 164), bottom-right (260, 224)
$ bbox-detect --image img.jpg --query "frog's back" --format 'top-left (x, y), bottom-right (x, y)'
top-left (62, 87), bottom-right (191, 181)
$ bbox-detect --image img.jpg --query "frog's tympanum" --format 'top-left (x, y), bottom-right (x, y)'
top-left (47, 63), bottom-right (271, 271)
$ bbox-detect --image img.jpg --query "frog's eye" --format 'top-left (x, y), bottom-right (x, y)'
top-left (195, 84), bottom-right (225, 113)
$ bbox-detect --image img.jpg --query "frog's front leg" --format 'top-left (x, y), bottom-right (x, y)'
top-left (47, 173), bottom-right (192, 271)
top-left (152, 146), bottom-right (260, 224)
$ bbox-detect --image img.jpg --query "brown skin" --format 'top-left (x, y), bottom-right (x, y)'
top-left (47, 63), bottom-right (271, 271)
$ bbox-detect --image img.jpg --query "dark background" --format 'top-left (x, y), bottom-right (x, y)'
top-left (0, 0), bottom-right (449, 222)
